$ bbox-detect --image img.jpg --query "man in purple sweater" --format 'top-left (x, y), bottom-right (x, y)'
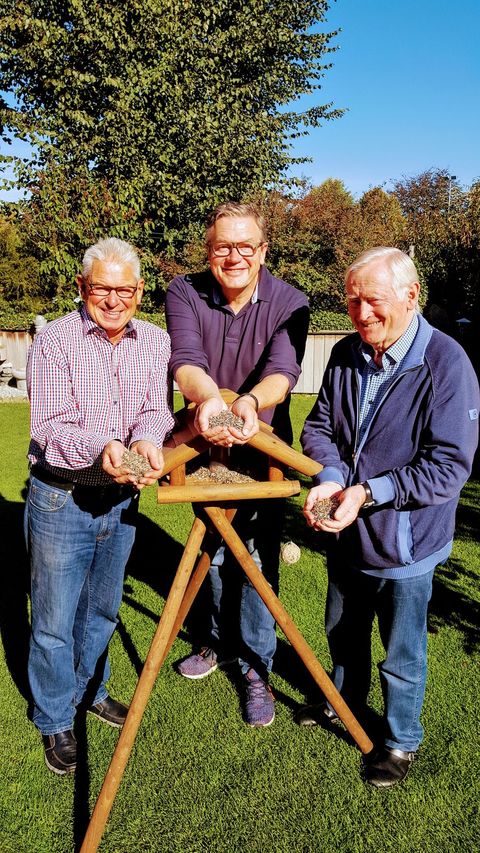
top-left (165, 202), bottom-right (309, 726)
top-left (299, 247), bottom-right (479, 787)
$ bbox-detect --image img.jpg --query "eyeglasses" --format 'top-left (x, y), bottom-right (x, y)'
top-left (88, 284), bottom-right (138, 299)
top-left (209, 242), bottom-right (264, 258)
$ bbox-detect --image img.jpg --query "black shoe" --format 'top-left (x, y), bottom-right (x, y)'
top-left (295, 702), bottom-right (340, 727)
top-left (364, 746), bottom-right (416, 788)
top-left (42, 730), bottom-right (77, 776)
top-left (87, 696), bottom-right (129, 728)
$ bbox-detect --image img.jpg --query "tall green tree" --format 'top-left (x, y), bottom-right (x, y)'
top-left (0, 0), bottom-right (342, 299)
top-left (0, 209), bottom-right (40, 310)
top-left (265, 181), bottom-right (408, 317)
top-left (392, 169), bottom-right (468, 326)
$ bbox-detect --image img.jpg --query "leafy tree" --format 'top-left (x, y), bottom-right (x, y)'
top-left (264, 180), bottom-right (353, 312)
top-left (0, 0), bottom-right (343, 300)
top-left (355, 187), bottom-right (406, 252)
top-left (264, 181), bottom-right (408, 316)
top-left (0, 208), bottom-right (40, 309)
top-left (392, 169), bottom-right (468, 326)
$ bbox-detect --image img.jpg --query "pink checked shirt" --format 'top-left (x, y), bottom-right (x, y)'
top-left (27, 306), bottom-right (175, 485)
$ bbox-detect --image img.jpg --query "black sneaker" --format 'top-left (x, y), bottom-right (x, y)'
top-left (363, 746), bottom-right (416, 788)
top-left (42, 730), bottom-right (77, 775)
top-left (295, 702), bottom-right (341, 727)
top-left (87, 696), bottom-right (129, 728)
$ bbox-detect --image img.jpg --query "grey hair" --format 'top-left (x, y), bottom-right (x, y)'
top-left (81, 237), bottom-right (141, 281)
top-left (205, 202), bottom-right (267, 243)
top-left (345, 247), bottom-right (418, 301)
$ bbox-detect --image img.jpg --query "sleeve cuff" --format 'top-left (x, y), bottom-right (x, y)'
top-left (368, 475), bottom-right (396, 506)
top-left (129, 433), bottom-right (162, 448)
top-left (313, 466), bottom-right (345, 487)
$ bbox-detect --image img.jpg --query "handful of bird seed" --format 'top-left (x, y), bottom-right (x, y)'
top-left (121, 449), bottom-right (152, 480)
top-left (208, 411), bottom-right (246, 431)
top-left (311, 495), bottom-right (341, 521)
top-left (187, 466), bottom-right (254, 484)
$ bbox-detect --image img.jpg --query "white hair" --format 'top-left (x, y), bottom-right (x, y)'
top-left (81, 237), bottom-right (141, 281)
top-left (345, 247), bottom-right (418, 301)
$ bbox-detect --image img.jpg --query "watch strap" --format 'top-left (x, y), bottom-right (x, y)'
top-left (360, 481), bottom-right (375, 508)
top-left (234, 392), bottom-right (259, 412)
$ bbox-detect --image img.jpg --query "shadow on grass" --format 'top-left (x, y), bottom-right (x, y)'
top-left (122, 510), bottom-right (218, 675)
top-left (0, 488), bottom-right (32, 704)
top-left (428, 484), bottom-right (480, 655)
top-left (0, 488), bottom-right (214, 698)
top-left (429, 561), bottom-right (479, 655)
top-left (72, 715), bottom-right (90, 853)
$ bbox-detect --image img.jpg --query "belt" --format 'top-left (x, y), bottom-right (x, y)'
top-left (30, 465), bottom-right (76, 490)
top-left (30, 465), bottom-right (133, 498)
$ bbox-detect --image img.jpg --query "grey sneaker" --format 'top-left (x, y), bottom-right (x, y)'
top-left (176, 646), bottom-right (221, 679)
top-left (243, 668), bottom-right (275, 727)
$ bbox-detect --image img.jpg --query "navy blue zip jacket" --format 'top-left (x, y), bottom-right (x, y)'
top-left (301, 315), bottom-right (479, 571)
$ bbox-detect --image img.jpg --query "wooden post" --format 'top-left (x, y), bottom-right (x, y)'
top-left (157, 480), bottom-right (300, 504)
top-left (169, 462), bottom-right (186, 486)
top-left (162, 508), bottom-right (237, 656)
top-left (79, 517), bottom-right (207, 853)
top-left (268, 456), bottom-right (285, 481)
top-left (248, 430), bottom-right (321, 477)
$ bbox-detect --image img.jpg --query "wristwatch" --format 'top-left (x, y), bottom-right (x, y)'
top-left (359, 481), bottom-right (375, 508)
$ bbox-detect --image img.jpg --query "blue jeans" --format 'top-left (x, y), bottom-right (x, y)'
top-left (326, 558), bottom-right (434, 752)
top-left (208, 502), bottom-right (282, 679)
top-left (25, 475), bottom-right (138, 735)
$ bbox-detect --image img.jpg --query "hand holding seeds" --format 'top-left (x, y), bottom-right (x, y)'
top-left (121, 449), bottom-right (152, 481)
top-left (311, 496), bottom-right (341, 522)
top-left (208, 411), bottom-right (246, 431)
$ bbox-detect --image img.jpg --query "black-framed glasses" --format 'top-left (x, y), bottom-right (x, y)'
top-left (89, 284), bottom-right (138, 299)
top-left (209, 242), bottom-right (265, 258)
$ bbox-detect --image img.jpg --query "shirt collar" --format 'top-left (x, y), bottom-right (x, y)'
top-left (212, 282), bottom-right (259, 305)
top-left (359, 313), bottom-right (419, 367)
top-left (202, 265), bottom-right (270, 306)
top-left (80, 303), bottom-right (137, 339)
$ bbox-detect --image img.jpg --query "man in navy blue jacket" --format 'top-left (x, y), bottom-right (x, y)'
top-left (299, 247), bottom-right (479, 788)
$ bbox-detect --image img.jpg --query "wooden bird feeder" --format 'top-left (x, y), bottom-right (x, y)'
top-left (80, 390), bottom-right (373, 852)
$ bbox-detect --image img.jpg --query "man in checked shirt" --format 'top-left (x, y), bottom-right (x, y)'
top-left (25, 237), bottom-right (174, 775)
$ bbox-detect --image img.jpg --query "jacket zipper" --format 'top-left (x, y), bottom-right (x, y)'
top-left (351, 364), bottom-right (419, 478)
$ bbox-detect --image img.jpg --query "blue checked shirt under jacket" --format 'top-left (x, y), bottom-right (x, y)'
top-left (357, 314), bottom-right (419, 442)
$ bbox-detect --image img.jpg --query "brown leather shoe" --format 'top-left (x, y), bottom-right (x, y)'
top-left (42, 730), bottom-right (77, 775)
top-left (87, 696), bottom-right (129, 728)
top-left (364, 746), bottom-right (416, 788)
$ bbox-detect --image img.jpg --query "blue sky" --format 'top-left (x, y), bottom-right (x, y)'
top-left (1, 0), bottom-right (479, 201)
top-left (289, 0), bottom-right (480, 195)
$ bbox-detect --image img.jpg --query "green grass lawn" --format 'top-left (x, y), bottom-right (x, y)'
top-left (0, 398), bottom-right (479, 853)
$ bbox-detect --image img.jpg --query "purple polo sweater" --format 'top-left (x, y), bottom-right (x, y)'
top-left (165, 266), bottom-right (309, 442)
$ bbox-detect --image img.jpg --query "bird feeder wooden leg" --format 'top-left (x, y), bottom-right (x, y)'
top-left (162, 508), bottom-right (237, 656)
top-left (80, 515), bottom-right (208, 853)
top-left (204, 506), bottom-right (374, 755)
